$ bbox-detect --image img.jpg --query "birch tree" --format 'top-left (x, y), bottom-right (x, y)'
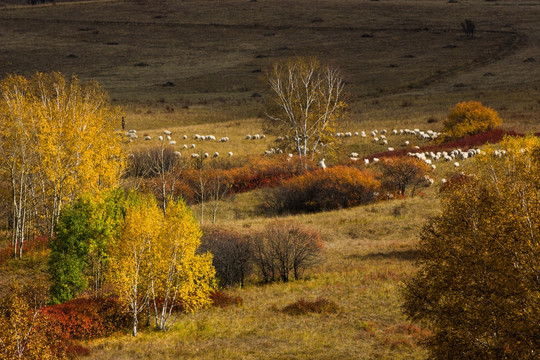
top-left (0, 72), bottom-right (125, 257)
top-left (265, 57), bottom-right (347, 161)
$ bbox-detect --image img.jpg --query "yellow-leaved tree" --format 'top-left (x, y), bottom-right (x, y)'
top-left (109, 193), bottom-right (215, 336)
top-left (0, 72), bottom-right (124, 257)
top-left (403, 135), bottom-right (540, 359)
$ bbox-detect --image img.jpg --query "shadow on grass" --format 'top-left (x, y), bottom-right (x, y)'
top-left (348, 249), bottom-right (419, 261)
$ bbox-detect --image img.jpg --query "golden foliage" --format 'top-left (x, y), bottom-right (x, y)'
top-left (443, 100), bottom-right (502, 139)
top-left (108, 193), bottom-right (215, 335)
top-left (404, 135), bottom-right (540, 359)
top-left (0, 72), bottom-right (125, 247)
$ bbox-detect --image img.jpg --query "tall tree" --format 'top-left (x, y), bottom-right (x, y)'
top-left (403, 136), bottom-right (540, 359)
top-left (108, 193), bottom-right (215, 336)
top-left (264, 57), bottom-right (347, 161)
top-left (0, 72), bottom-right (125, 257)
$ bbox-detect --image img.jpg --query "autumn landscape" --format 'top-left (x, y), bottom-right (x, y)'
top-left (0, 0), bottom-right (539, 359)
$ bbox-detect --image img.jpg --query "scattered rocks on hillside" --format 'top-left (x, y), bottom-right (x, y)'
top-left (67, 54), bottom-right (78, 59)
top-left (362, 33), bottom-right (374, 38)
top-left (524, 57), bottom-right (536, 63)
top-left (162, 81), bottom-right (175, 87)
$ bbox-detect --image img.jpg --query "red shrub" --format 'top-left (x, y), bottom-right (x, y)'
top-left (42, 297), bottom-right (130, 341)
top-left (209, 290), bottom-right (244, 308)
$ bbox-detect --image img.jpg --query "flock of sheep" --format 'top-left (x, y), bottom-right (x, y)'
top-left (125, 126), bottom-right (506, 186)
top-left (125, 129), bottom-right (234, 159)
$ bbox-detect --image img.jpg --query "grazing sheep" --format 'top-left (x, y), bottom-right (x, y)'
top-left (454, 162), bottom-right (460, 167)
top-left (191, 153), bottom-right (200, 159)
top-left (166, 135), bottom-right (171, 141)
top-left (219, 137), bottom-right (229, 142)
top-left (173, 151), bottom-right (182, 157)
top-left (364, 158), bottom-right (369, 165)
top-left (318, 158), bottom-right (326, 170)
top-left (404, 140), bottom-right (410, 146)
top-left (350, 152), bottom-right (359, 158)
top-left (183, 135), bottom-right (188, 140)
top-left (354, 132), bottom-right (359, 136)
top-left (168, 141), bottom-right (176, 145)
top-left (245, 134), bottom-right (251, 140)
top-left (195, 134), bottom-right (202, 140)
top-left (163, 130), bottom-right (172, 135)
top-left (183, 144), bottom-right (188, 149)
top-left (361, 131), bottom-right (367, 138)
top-left (388, 147), bottom-right (394, 151)
top-left (190, 144), bottom-right (196, 149)
top-left (213, 152), bottom-right (219, 158)
top-left (203, 152), bottom-right (209, 158)
top-left (228, 151), bottom-right (233, 157)
top-left (373, 158), bottom-right (380, 163)
top-left (145, 136), bottom-right (151, 141)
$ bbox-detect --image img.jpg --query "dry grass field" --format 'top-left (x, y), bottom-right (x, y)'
top-left (2, 0), bottom-right (540, 358)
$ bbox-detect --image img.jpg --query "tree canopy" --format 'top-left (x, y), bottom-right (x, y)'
top-left (0, 72), bottom-right (124, 257)
top-left (403, 136), bottom-right (540, 359)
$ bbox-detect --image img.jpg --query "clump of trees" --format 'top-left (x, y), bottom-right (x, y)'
top-left (0, 72), bottom-right (124, 259)
top-left (403, 136), bottom-right (540, 358)
top-left (201, 220), bottom-right (323, 286)
top-left (264, 56), bottom-right (347, 161)
top-left (49, 192), bottom-right (216, 336)
top-left (443, 100), bottom-right (502, 139)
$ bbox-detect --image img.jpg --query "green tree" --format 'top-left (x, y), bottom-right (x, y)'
top-left (264, 56), bottom-right (347, 161)
top-left (443, 100), bottom-right (502, 138)
top-left (403, 136), bottom-right (540, 359)
top-left (49, 189), bottom-right (125, 304)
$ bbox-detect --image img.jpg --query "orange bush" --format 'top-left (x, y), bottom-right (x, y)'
top-left (444, 101), bottom-right (502, 138)
top-left (264, 165), bottom-right (380, 214)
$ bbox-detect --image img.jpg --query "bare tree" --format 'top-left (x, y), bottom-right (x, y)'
top-left (265, 57), bottom-right (347, 162)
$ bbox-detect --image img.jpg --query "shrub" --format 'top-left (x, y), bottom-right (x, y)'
top-left (252, 220), bottom-right (323, 283)
top-left (280, 298), bottom-right (339, 315)
top-left (200, 226), bottom-right (253, 287)
top-left (377, 157), bottom-right (430, 196)
top-left (42, 296), bottom-right (131, 340)
top-left (209, 290), bottom-right (244, 308)
top-left (264, 166), bottom-right (380, 214)
top-left (443, 101), bottom-right (502, 139)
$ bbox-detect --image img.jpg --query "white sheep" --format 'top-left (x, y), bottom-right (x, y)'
top-left (183, 135), bottom-right (187, 140)
top-left (228, 151), bottom-right (233, 157)
top-left (203, 152), bottom-right (209, 158)
top-left (168, 141), bottom-right (176, 145)
top-left (364, 158), bottom-right (370, 165)
top-left (173, 151), bottom-right (182, 157)
top-left (183, 144), bottom-right (188, 149)
top-left (190, 144), bottom-right (196, 149)
top-left (350, 152), bottom-right (359, 158)
top-left (388, 147), bottom-right (394, 151)
top-left (213, 152), bottom-right (219, 158)
top-left (145, 136), bottom-right (151, 141)
top-left (191, 153), bottom-right (200, 159)
top-left (245, 134), bottom-right (251, 140)
top-left (318, 158), bottom-right (326, 170)
top-left (163, 130), bottom-right (172, 135)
